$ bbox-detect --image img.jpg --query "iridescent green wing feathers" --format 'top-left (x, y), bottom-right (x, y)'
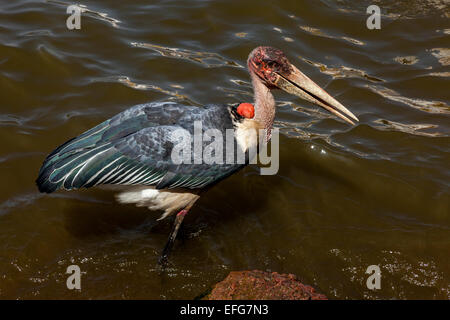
top-left (36, 102), bottom-right (246, 193)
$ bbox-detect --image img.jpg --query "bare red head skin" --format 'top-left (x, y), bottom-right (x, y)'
top-left (247, 46), bottom-right (293, 88)
top-left (246, 46), bottom-right (359, 125)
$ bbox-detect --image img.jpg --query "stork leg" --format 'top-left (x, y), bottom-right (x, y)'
top-left (158, 209), bottom-right (188, 265)
top-left (158, 197), bottom-right (199, 265)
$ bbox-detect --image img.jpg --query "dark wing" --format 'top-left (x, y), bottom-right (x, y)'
top-left (36, 102), bottom-right (246, 193)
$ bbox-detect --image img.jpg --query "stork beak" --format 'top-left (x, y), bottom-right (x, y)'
top-left (274, 64), bottom-right (358, 125)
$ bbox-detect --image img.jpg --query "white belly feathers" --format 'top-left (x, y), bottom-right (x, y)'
top-left (114, 186), bottom-right (199, 220)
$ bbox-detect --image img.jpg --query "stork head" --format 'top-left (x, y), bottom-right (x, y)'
top-left (248, 46), bottom-right (358, 125)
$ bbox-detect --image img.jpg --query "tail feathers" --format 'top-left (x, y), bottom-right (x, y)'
top-left (36, 121), bottom-right (112, 193)
top-left (36, 143), bottom-right (117, 193)
top-left (36, 170), bottom-right (60, 193)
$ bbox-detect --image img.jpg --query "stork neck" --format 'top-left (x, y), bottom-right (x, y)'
top-left (251, 72), bottom-right (275, 140)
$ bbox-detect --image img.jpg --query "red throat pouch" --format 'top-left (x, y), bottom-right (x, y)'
top-left (237, 103), bottom-right (255, 119)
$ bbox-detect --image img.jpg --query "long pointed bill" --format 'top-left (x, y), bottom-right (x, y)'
top-left (275, 64), bottom-right (358, 125)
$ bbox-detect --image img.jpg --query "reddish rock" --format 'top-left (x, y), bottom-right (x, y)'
top-left (206, 270), bottom-right (327, 300)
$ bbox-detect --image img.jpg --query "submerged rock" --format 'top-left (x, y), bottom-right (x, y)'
top-left (206, 270), bottom-right (327, 300)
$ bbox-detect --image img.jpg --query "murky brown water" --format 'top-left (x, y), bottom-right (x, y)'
top-left (0, 0), bottom-right (449, 299)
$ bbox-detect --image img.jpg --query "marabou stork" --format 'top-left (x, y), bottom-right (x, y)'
top-left (36, 47), bottom-right (358, 263)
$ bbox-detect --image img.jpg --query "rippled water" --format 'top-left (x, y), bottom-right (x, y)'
top-left (0, 0), bottom-right (449, 299)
